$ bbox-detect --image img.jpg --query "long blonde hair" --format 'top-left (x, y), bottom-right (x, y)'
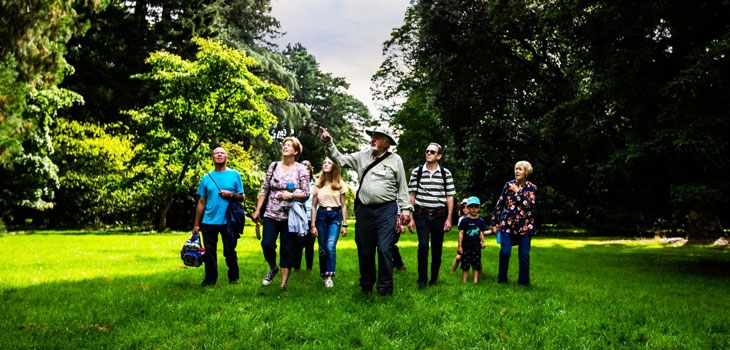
top-left (316, 158), bottom-right (343, 191)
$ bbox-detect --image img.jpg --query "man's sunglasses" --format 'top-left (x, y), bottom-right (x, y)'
top-left (425, 150), bottom-right (438, 155)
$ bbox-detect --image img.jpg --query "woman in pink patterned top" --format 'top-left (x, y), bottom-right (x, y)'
top-left (252, 137), bottom-right (310, 289)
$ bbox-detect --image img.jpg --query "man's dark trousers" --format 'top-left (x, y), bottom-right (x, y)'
top-left (200, 223), bottom-right (239, 284)
top-left (414, 211), bottom-right (447, 284)
top-left (354, 201), bottom-right (398, 294)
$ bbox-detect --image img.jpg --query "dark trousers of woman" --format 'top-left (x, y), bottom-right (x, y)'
top-left (261, 217), bottom-right (297, 268)
top-left (413, 211), bottom-right (447, 285)
top-left (200, 223), bottom-right (239, 285)
top-left (497, 232), bottom-right (531, 286)
top-left (293, 220), bottom-right (316, 270)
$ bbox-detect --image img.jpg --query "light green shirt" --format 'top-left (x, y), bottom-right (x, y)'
top-left (326, 141), bottom-right (413, 215)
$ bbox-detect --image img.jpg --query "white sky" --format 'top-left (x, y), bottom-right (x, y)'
top-left (270, 0), bottom-right (411, 118)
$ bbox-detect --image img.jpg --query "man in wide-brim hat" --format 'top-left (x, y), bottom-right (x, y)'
top-left (318, 126), bottom-right (412, 296)
top-left (365, 128), bottom-right (398, 146)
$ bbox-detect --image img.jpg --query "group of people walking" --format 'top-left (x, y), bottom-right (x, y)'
top-left (191, 128), bottom-right (537, 295)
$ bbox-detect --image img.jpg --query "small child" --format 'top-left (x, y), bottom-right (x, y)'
top-left (457, 196), bottom-right (489, 283)
top-left (450, 198), bottom-right (468, 273)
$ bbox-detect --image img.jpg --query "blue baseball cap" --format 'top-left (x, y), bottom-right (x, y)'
top-left (466, 196), bottom-right (480, 206)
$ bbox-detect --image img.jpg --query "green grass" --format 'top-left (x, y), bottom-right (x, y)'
top-left (2, 226), bottom-right (729, 349)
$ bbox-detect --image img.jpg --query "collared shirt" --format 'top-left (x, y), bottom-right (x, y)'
top-left (408, 164), bottom-right (456, 209)
top-left (325, 141), bottom-right (412, 215)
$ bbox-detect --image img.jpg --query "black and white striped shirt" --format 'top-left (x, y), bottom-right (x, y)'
top-left (408, 165), bottom-right (456, 209)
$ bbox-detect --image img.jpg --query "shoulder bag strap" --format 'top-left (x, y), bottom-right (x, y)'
top-left (355, 151), bottom-right (391, 204)
top-left (261, 161), bottom-right (279, 210)
top-left (206, 172), bottom-right (222, 192)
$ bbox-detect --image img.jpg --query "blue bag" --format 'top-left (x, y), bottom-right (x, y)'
top-left (180, 232), bottom-right (205, 267)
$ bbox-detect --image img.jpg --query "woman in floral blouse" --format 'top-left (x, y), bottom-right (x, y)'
top-left (252, 137), bottom-right (310, 289)
top-left (491, 160), bottom-right (537, 286)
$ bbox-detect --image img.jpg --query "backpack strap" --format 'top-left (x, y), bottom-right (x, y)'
top-left (414, 164), bottom-right (448, 204)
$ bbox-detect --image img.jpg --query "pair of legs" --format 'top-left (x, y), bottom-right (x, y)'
top-left (355, 201), bottom-right (398, 295)
top-left (450, 253), bottom-right (461, 273)
top-left (497, 232), bottom-right (531, 286)
top-left (315, 207), bottom-right (342, 285)
top-left (293, 221), bottom-right (316, 271)
top-left (200, 223), bottom-right (239, 285)
top-left (461, 247), bottom-right (481, 283)
top-left (413, 211), bottom-right (447, 286)
top-left (261, 217), bottom-right (298, 288)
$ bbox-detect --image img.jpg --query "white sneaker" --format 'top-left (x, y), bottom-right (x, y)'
top-left (324, 279), bottom-right (334, 288)
top-left (262, 266), bottom-right (279, 286)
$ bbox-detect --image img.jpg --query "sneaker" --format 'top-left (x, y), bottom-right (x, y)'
top-left (324, 279), bottom-right (334, 288)
top-left (262, 266), bottom-right (279, 286)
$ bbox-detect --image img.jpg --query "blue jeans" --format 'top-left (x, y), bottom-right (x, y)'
top-left (315, 207), bottom-right (342, 277)
top-left (498, 232), bottom-right (531, 285)
top-left (261, 217), bottom-right (297, 268)
top-left (413, 211), bottom-right (447, 283)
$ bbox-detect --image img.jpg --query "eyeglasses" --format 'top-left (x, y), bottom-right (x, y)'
top-left (425, 150), bottom-right (438, 155)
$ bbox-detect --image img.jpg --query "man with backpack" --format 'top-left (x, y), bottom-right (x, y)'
top-left (407, 142), bottom-right (455, 289)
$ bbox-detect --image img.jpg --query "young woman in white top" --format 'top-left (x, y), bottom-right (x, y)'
top-left (310, 157), bottom-right (348, 288)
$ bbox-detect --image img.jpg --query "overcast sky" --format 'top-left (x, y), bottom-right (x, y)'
top-left (270, 0), bottom-right (411, 117)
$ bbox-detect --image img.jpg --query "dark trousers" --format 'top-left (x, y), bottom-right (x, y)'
top-left (261, 217), bottom-right (297, 268)
top-left (293, 220), bottom-right (316, 270)
top-left (413, 211), bottom-right (447, 283)
top-left (200, 223), bottom-right (239, 284)
top-left (392, 236), bottom-right (405, 268)
top-left (498, 232), bottom-right (531, 286)
top-left (355, 201), bottom-right (398, 293)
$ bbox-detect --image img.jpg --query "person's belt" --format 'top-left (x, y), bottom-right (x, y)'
top-left (356, 200), bottom-right (395, 209)
top-left (415, 205), bottom-right (447, 215)
top-left (319, 206), bottom-right (341, 211)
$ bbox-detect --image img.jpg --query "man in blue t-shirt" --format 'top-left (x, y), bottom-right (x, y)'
top-left (193, 147), bottom-right (244, 286)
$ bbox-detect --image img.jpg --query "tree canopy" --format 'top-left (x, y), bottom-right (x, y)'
top-left (374, 0), bottom-right (730, 236)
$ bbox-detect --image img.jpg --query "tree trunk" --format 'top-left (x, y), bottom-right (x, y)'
top-left (686, 210), bottom-right (725, 243)
top-left (157, 198), bottom-right (174, 232)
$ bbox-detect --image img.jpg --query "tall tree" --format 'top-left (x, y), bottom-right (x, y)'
top-left (377, 0), bottom-right (730, 235)
top-left (280, 43), bottom-right (371, 170)
top-left (0, 0), bottom-right (96, 225)
top-left (126, 37), bottom-right (288, 230)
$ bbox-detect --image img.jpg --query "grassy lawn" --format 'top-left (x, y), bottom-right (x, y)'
top-left (1, 226), bottom-right (728, 349)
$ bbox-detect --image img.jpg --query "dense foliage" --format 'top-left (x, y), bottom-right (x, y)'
top-left (2, 0), bottom-right (728, 236)
top-left (0, 0), bottom-right (375, 231)
top-left (374, 0), bottom-right (730, 237)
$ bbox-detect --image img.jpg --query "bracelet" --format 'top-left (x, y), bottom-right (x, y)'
top-left (342, 224), bottom-right (348, 227)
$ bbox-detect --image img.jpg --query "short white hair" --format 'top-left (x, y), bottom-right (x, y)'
top-left (515, 160), bottom-right (533, 177)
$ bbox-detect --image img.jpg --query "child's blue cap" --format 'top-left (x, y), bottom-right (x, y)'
top-left (466, 196), bottom-right (481, 206)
